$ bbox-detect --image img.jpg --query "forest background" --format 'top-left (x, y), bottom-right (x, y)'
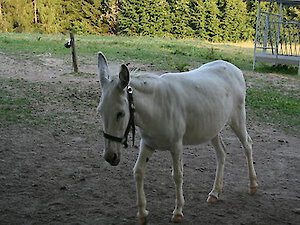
top-left (0, 0), bottom-right (299, 42)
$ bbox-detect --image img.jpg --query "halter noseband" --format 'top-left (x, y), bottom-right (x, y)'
top-left (103, 86), bottom-right (135, 148)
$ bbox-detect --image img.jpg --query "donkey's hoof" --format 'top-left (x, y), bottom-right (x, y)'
top-left (207, 195), bottom-right (218, 203)
top-left (249, 186), bottom-right (257, 195)
top-left (137, 216), bottom-right (148, 225)
top-left (171, 214), bottom-right (184, 223)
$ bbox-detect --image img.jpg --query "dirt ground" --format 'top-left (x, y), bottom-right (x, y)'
top-left (0, 53), bottom-right (299, 225)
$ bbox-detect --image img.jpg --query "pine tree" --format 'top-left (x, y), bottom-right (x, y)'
top-left (37, 0), bottom-right (64, 33)
top-left (99, 0), bottom-right (120, 34)
top-left (139, 0), bottom-right (171, 36)
top-left (0, 0), bottom-right (260, 41)
top-left (118, 0), bottom-right (143, 35)
top-left (188, 0), bottom-right (207, 39)
top-left (166, 0), bottom-right (193, 37)
top-left (203, 0), bottom-right (221, 41)
top-left (118, 0), bottom-right (171, 37)
top-left (80, 0), bottom-right (104, 34)
top-left (244, 0), bottom-right (257, 37)
top-left (2, 0), bottom-right (34, 32)
top-left (219, 0), bottom-right (250, 42)
top-left (0, 0), bottom-right (11, 32)
top-left (59, 0), bottom-right (91, 34)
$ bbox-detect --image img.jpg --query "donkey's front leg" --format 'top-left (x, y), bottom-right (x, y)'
top-left (133, 140), bottom-right (154, 225)
top-left (170, 143), bottom-right (185, 223)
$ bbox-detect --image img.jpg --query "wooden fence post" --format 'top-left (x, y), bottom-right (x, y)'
top-left (70, 32), bottom-right (79, 73)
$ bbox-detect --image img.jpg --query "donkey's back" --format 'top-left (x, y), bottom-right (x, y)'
top-left (162, 60), bottom-right (245, 97)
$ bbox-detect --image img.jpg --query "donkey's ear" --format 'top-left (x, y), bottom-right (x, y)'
top-left (98, 52), bottom-right (109, 87)
top-left (118, 64), bottom-right (130, 90)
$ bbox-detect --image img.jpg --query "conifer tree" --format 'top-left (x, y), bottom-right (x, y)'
top-left (37, 0), bottom-right (64, 33)
top-left (99, 0), bottom-right (120, 34)
top-left (80, 0), bottom-right (104, 34)
top-left (59, 0), bottom-right (94, 34)
top-left (203, 0), bottom-right (221, 41)
top-left (2, 0), bottom-right (34, 32)
top-left (0, 0), bottom-right (12, 32)
top-left (119, 0), bottom-right (170, 36)
top-left (219, 0), bottom-right (250, 42)
top-left (188, 0), bottom-right (207, 39)
top-left (0, 0), bottom-right (268, 42)
top-left (118, 0), bottom-right (143, 35)
top-left (139, 0), bottom-right (171, 36)
top-left (166, 0), bottom-right (193, 37)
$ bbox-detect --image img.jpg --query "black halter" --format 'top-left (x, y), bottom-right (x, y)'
top-left (103, 86), bottom-right (135, 148)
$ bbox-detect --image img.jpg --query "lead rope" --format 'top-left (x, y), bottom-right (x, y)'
top-left (122, 86), bottom-right (135, 148)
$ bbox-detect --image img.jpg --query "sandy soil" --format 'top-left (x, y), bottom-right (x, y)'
top-left (0, 53), bottom-right (299, 225)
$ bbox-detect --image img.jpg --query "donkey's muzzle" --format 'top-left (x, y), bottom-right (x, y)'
top-left (104, 152), bottom-right (120, 166)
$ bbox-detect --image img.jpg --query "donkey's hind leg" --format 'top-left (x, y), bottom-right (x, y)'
top-left (207, 134), bottom-right (227, 202)
top-left (230, 107), bottom-right (258, 194)
top-left (170, 142), bottom-right (185, 223)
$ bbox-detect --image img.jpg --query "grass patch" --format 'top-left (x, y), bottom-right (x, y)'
top-left (246, 85), bottom-right (300, 133)
top-left (1, 33), bottom-right (298, 75)
top-left (0, 33), bottom-right (67, 56)
top-left (0, 78), bottom-right (45, 125)
top-left (0, 77), bottom-right (100, 133)
top-left (255, 64), bottom-right (299, 77)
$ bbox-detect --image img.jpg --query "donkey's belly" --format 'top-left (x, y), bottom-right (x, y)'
top-left (182, 127), bottom-right (222, 145)
top-left (182, 111), bottom-right (229, 145)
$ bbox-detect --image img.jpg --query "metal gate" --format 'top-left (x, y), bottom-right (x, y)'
top-left (253, 0), bottom-right (300, 74)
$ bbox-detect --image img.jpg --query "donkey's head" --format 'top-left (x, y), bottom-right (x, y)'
top-left (97, 52), bottom-right (130, 166)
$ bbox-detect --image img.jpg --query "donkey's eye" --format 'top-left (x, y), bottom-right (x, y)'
top-left (116, 111), bottom-right (125, 120)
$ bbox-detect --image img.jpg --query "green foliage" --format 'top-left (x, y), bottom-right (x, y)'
top-left (219, 0), bottom-right (252, 41)
top-left (0, 0), bottom-right (34, 33)
top-left (202, 0), bottom-right (222, 41)
top-left (188, 0), bottom-right (207, 38)
top-left (119, 0), bottom-right (171, 36)
top-left (166, 0), bottom-right (194, 37)
top-left (0, 0), bottom-right (261, 41)
top-left (37, 0), bottom-right (64, 34)
top-left (1, 0), bottom-right (299, 42)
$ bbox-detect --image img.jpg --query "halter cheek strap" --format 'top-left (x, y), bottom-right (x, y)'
top-left (103, 86), bottom-right (135, 148)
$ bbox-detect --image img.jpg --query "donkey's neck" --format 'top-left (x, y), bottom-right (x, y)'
top-left (130, 73), bottom-right (163, 130)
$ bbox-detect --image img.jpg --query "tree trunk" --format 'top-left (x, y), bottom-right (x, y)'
top-left (0, 2), bottom-right (3, 32)
top-left (33, 0), bottom-right (37, 23)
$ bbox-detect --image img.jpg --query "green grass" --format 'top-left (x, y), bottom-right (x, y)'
top-left (1, 33), bottom-right (298, 75)
top-left (0, 77), bottom-right (100, 133)
top-left (0, 79), bottom-right (44, 125)
top-left (0, 33), bottom-right (67, 56)
top-left (0, 33), bottom-right (299, 134)
top-left (246, 85), bottom-right (300, 133)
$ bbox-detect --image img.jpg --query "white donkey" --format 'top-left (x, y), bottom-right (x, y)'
top-left (97, 52), bottom-right (258, 224)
